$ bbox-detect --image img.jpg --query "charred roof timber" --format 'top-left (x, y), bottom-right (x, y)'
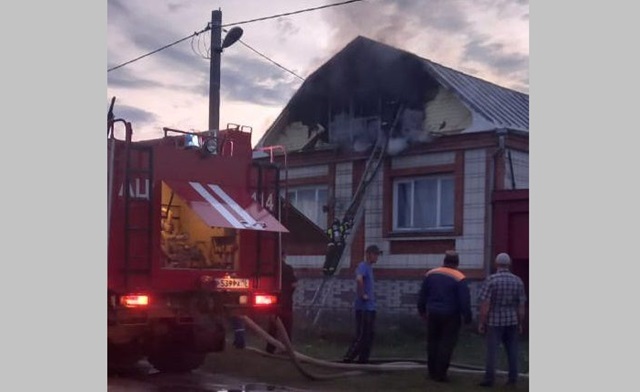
top-left (257, 36), bottom-right (529, 156)
top-left (289, 39), bottom-right (439, 140)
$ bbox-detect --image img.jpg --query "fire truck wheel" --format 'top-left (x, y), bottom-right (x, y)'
top-left (147, 345), bottom-right (206, 373)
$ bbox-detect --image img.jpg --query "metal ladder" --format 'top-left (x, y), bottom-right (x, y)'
top-left (122, 132), bottom-right (154, 288)
top-left (108, 99), bottom-right (154, 289)
top-left (305, 106), bottom-right (403, 325)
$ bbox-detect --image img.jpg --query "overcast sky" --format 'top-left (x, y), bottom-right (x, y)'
top-left (107, 0), bottom-right (529, 145)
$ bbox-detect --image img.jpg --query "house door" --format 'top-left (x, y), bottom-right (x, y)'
top-left (492, 190), bottom-right (529, 335)
top-left (507, 210), bottom-right (529, 335)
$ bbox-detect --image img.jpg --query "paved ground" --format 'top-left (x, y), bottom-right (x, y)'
top-left (108, 360), bottom-right (313, 392)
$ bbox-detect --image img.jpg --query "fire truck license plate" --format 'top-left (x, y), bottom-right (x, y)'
top-left (215, 278), bottom-right (249, 289)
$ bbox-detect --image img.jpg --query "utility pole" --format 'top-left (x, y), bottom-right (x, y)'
top-left (209, 9), bottom-right (222, 134)
top-left (206, 9), bottom-right (242, 150)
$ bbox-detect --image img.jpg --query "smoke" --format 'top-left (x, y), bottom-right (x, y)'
top-left (320, 0), bottom-right (471, 60)
top-left (317, 0), bottom-right (529, 91)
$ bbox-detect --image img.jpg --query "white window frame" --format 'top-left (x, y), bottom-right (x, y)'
top-left (285, 185), bottom-right (329, 229)
top-left (392, 174), bottom-right (454, 232)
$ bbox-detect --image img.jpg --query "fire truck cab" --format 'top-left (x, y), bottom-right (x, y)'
top-left (107, 121), bottom-right (287, 373)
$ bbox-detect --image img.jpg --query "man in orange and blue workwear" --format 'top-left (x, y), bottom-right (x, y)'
top-left (417, 250), bottom-right (472, 382)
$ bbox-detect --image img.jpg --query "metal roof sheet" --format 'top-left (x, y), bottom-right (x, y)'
top-left (422, 58), bottom-right (529, 132)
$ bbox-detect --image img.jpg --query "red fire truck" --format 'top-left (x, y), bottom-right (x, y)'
top-left (107, 113), bottom-right (289, 372)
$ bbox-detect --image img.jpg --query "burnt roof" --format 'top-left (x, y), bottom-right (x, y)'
top-left (256, 36), bottom-right (528, 148)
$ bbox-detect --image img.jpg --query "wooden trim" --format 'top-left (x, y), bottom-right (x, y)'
top-left (387, 230), bottom-right (457, 238)
top-left (495, 151), bottom-right (505, 190)
top-left (506, 134), bottom-right (529, 152)
top-left (382, 155), bottom-right (464, 241)
top-left (264, 149), bottom-right (369, 167)
top-left (485, 148), bottom-right (495, 274)
top-left (285, 175), bottom-right (330, 187)
top-left (389, 164), bottom-right (456, 177)
top-left (493, 188), bottom-right (529, 202)
top-left (390, 239), bottom-right (456, 254)
top-left (400, 132), bottom-right (498, 154)
top-left (255, 131), bottom-right (528, 168)
top-left (454, 151), bottom-right (464, 236)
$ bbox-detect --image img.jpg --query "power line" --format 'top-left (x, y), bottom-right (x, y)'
top-left (222, 0), bottom-right (365, 28)
top-left (236, 39), bottom-right (305, 81)
top-left (107, 0), bottom-right (365, 73)
top-left (108, 25), bottom-right (210, 72)
top-left (189, 25), bottom-right (304, 81)
top-left (188, 24), bottom-right (304, 81)
top-left (190, 30), bottom-right (210, 60)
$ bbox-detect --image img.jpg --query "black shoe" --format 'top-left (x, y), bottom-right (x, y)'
top-left (341, 358), bottom-right (353, 363)
top-left (478, 381), bottom-right (493, 387)
top-left (434, 375), bottom-right (450, 383)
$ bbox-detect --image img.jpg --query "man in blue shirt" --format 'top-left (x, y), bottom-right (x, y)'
top-left (417, 250), bottom-right (472, 382)
top-left (342, 244), bottom-right (382, 364)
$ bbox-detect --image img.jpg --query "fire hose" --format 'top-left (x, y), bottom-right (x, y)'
top-left (240, 315), bottom-right (529, 381)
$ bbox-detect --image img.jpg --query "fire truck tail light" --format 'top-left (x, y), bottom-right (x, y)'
top-left (120, 294), bottom-right (150, 307)
top-left (254, 294), bottom-right (277, 306)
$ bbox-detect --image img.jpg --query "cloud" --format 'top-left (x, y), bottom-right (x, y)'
top-left (107, 0), bottom-right (127, 14)
top-left (463, 36), bottom-right (529, 88)
top-left (166, 1), bottom-right (187, 13)
top-left (109, 103), bottom-right (158, 128)
top-left (317, 0), bottom-right (529, 92)
top-left (108, 62), bottom-right (209, 96)
top-left (275, 17), bottom-right (300, 40)
top-left (323, 0), bottom-right (471, 52)
top-left (108, 68), bottom-right (164, 90)
top-left (108, 0), bottom-right (209, 75)
top-left (220, 54), bottom-right (301, 106)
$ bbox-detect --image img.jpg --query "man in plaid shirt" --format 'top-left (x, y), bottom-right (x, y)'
top-left (477, 253), bottom-right (527, 387)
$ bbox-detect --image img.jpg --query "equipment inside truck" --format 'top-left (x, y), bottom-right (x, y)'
top-left (161, 182), bottom-right (239, 270)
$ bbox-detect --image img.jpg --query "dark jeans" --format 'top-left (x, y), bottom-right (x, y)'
top-left (483, 325), bottom-right (519, 383)
top-left (265, 307), bottom-right (293, 354)
top-left (343, 309), bottom-right (376, 363)
top-left (426, 313), bottom-right (461, 380)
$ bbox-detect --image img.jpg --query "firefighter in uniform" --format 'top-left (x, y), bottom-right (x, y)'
top-left (322, 217), bottom-right (353, 276)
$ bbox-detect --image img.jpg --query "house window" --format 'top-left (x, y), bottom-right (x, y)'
top-left (393, 175), bottom-right (454, 231)
top-left (286, 186), bottom-right (328, 229)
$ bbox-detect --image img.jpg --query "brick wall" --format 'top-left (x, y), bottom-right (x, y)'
top-left (295, 276), bottom-right (485, 321)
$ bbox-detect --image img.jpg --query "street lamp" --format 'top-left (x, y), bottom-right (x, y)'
top-left (222, 27), bottom-right (243, 50)
top-left (208, 9), bottom-right (243, 154)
